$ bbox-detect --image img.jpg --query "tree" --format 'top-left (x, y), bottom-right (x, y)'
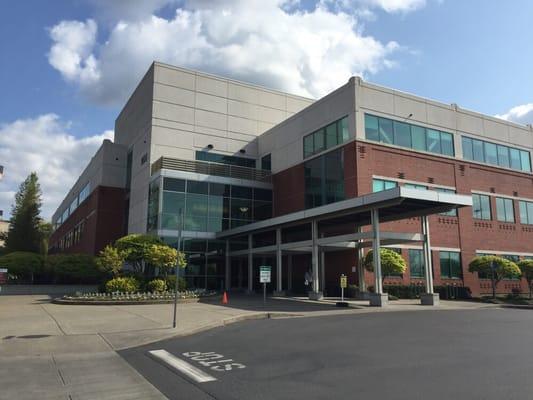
top-left (38, 221), bottom-right (53, 259)
top-left (468, 255), bottom-right (521, 298)
top-left (517, 260), bottom-right (533, 299)
top-left (47, 254), bottom-right (101, 284)
top-left (363, 248), bottom-right (407, 282)
top-left (95, 245), bottom-right (125, 277)
top-left (114, 234), bottom-right (162, 273)
top-left (145, 244), bottom-right (185, 276)
top-left (0, 252), bottom-right (42, 283)
top-left (5, 173), bottom-right (43, 253)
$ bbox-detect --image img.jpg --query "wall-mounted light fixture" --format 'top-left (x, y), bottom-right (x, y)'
top-left (404, 113), bottom-right (413, 121)
top-left (207, 144), bottom-right (214, 150)
top-left (239, 149), bottom-right (246, 154)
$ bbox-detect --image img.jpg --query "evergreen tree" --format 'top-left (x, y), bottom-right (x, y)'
top-left (5, 172), bottom-right (43, 253)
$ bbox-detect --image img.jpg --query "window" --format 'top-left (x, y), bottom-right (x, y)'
top-left (305, 148), bottom-right (345, 208)
top-left (303, 116), bottom-right (349, 159)
top-left (519, 200), bottom-right (533, 225)
top-left (495, 197), bottom-right (515, 223)
top-left (261, 154), bottom-right (271, 171)
top-left (472, 193), bottom-right (491, 220)
top-left (141, 153), bottom-right (148, 165)
top-left (79, 183), bottom-right (90, 204)
top-left (462, 136), bottom-right (531, 172)
top-left (69, 197), bottom-right (78, 216)
top-left (440, 251), bottom-right (462, 279)
top-left (364, 114), bottom-right (455, 157)
top-left (409, 249), bottom-right (425, 278)
top-left (372, 179), bottom-right (397, 192)
top-left (196, 151), bottom-right (256, 168)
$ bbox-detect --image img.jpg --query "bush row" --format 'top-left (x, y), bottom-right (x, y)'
top-left (104, 276), bottom-right (187, 293)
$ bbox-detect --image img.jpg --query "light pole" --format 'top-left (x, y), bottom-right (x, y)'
top-left (172, 208), bottom-right (184, 329)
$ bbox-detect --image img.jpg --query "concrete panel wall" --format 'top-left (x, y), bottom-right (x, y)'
top-left (258, 79), bottom-right (356, 173)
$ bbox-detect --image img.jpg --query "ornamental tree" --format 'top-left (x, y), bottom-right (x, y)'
top-left (468, 255), bottom-right (521, 298)
top-left (114, 234), bottom-right (163, 273)
top-left (363, 248), bottom-right (407, 282)
top-left (517, 260), bottom-right (533, 299)
top-left (96, 245), bottom-right (125, 278)
top-left (145, 244), bottom-right (185, 276)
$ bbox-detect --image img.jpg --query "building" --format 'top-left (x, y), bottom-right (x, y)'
top-left (50, 61), bottom-right (533, 299)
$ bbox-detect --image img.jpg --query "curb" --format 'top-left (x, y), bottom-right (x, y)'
top-left (52, 296), bottom-right (220, 306)
top-left (114, 311), bottom-right (302, 350)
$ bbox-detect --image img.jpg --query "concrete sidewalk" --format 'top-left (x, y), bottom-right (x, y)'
top-left (0, 293), bottom-right (498, 400)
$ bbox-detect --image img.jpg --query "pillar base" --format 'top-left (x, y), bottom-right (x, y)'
top-left (420, 293), bottom-right (440, 306)
top-left (308, 291), bottom-right (323, 300)
top-left (369, 293), bottom-right (389, 307)
top-left (273, 290), bottom-right (286, 297)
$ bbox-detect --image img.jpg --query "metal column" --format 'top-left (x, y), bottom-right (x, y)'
top-left (287, 255), bottom-right (293, 292)
top-left (357, 226), bottom-right (367, 294)
top-left (309, 220), bottom-right (323, 300)
top-left (421, 215), bottom-right (439, 305)
top-left (369, 208), bottom-right (387, 306)
top-left (225, 240), bottom-right (230, 291)
top-left (247, 234), bottom-right (253, 294)
top-left (274, 228), bottom-right (285, 295)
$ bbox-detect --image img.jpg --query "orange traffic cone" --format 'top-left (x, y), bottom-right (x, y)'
top-left (222, 291), bottom-right (228, 304)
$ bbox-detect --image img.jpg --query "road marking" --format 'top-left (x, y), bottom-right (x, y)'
top-left (148, 349), bottom-right (217, 383)
top-left (182, 351), bottom-right (246, 371)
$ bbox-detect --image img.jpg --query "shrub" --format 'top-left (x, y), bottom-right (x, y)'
top-left (0, 251), bottom-right (42, 282)
top-left (47, 254), bottom-right (101, 284)
top-left (147, 278), bottom-right (167, 293)
top-left (95, 245), bottom-right (124, 277)
top-left (105, 277), bottom-right (140, 293)
top-left (165, 275), bottom-right (187, 291)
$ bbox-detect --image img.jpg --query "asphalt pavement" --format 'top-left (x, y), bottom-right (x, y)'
top-left (120, 308), bottom-right (533, 400)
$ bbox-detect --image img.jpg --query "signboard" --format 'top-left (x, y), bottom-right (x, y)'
top-left (340, 274), bottom-right (347, 289)
top-left (259, 266), bottom-right (271, 283)
top-left (0, 268), bottom-right (7, 285)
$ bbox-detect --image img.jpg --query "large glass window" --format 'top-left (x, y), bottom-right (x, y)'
top-left (78, 183), bottom-right (90, 204)
top-left (462, 136), bottom-right (531, 172)
top-left (496, 197), bottom-right (515, 223)
top-left (372, 179), bottom-right (397, 192)
top-left (435, 188), bottom-right (458, 216)
top-left (261, 154), bottom-right (271, 171)
top-left (472, 193), bottom-right (491, 220)
top-left (303, 116), bottom-right (349, 159)
top-left (365, 113), bottom-right (455, 157)
top-left (304, 148), bottom-right (345, 208)
top-left (440, 251), bottom-right (461, 279)
top-left (409, 249), bottom-right (425, 278)
top-left (519, 200), bottom-right (533, 225)
top-left (147, 180), bottom-right (160, 231)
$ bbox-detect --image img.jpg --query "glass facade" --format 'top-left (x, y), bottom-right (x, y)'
top-left (372, 179), bottom-right (397, 192)
top-left (409, 249), bottom-right (425, 278)
top-left (462, 136), bottom-right (531, 172)
top-left (365, 114), bottom-right (454, 157)
top-left (196, 151), bottom-right (256, 168)
top-left (261, 154), bottom-right (271, 171)
top-left (495, 197), bottom-right (515, 223)
top-left (472, 194), bottom-right (491, 220)
top-left (440, 251), bottom-right (461, 279)
top-left (304, 148), bottom-right (345, 209)
top-left (157, 177), bottom-right (272, 232)
top-left (519, 200), bottom-right (533, 225)
top-left (303, 116), bottom-right (349, 159)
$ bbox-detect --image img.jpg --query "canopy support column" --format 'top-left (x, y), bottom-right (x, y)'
top-left (225, 240), bottom-right (230, 291)
top-left (274, 228), bottom-right (285, 296)
top-left (287, 255), bottom-right (293, 293)
top-left (369, 208), bottom-right (388, 306)
top-left (421, 215), bottom-right (439, 305)
top-left (309, 220), bottom-right (323, 300)
top-left (356, 226), bottom-right (368, 299)
top-left (246, 234), bottom-right (254, 294)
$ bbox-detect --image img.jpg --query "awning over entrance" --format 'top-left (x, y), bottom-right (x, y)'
top-left (216, 187), bottom-right (472, 307)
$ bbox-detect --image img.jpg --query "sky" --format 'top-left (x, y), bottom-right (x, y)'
top-left (1, 0), bottom-right (532, 220)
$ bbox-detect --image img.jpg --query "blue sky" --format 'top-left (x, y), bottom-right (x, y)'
top-left (1, 0), bottom-right (532, 219)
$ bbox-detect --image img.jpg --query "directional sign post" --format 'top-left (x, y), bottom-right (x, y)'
top-left (259, 266), bottom-right (271, 305)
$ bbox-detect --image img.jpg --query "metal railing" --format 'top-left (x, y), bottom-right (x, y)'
top-left (151, 157), bottom-right (272, 183)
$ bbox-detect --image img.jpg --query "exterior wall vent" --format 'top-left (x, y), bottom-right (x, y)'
top-left (398, 172), bottom-right (405, 179)
top-left (358, 145), bottom-right (366, 158)
top-left (513, 191), bottom-right (518, 197)
top-left (427, 177), bottom-right (434, 184)
top-left (490, 187), bottom-right (496, 193)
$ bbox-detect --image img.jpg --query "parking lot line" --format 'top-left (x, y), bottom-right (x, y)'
top-left (148, 349), bottom-right (217, 383)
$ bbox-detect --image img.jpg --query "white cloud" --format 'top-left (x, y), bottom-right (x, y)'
top-left (48, 19), bottom-right (100, 85)
top-left (48, 0), bottom-right (407, 105)
top-left (0, 114), bottom-right (112, 220)
top-left (495, 103), bottom-right (533, 126)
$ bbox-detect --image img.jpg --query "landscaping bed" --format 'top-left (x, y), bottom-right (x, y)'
top-left (53, 289), bottom-right (219, 305)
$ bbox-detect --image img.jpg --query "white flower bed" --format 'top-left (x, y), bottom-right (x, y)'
top-left (63, 289), bottom-right (217, 301)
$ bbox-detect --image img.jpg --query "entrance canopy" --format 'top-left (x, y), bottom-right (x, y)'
top-left (217, 186), bottom-right (472, 305)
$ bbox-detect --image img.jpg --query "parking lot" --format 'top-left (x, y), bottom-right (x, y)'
top-left (120, 308), bottom-right (533, 400)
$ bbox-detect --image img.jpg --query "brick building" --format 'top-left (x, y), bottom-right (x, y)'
top-left (50, 62), bottom-right (533, 300)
